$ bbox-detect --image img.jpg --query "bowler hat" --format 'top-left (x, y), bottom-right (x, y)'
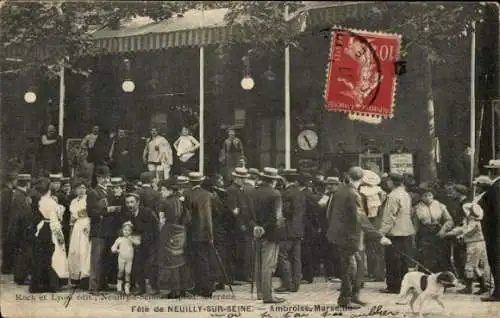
top-left (232, 167), bottom-right (250, 179)
top-left (159, 179), bottom-right (177, 189)
top-left (188, 172), bottom-right (206, 182)
top-left (176, 176), bottom-right (190, 185)
top-left (324, 177), bottom-right (341, 185)
top-left (453, 184), bottom-right (469, 196)
top-left (95, 165), bottom-right (110, 177)
top-left (388, 172), bottom-right (405, 182)
top-left (260, 167), bottom-right (280, 180)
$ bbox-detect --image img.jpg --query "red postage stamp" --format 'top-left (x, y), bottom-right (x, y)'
top-left (324, 28), bottom-right (401, 118)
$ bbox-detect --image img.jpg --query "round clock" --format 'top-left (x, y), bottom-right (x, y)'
top-left (297, 129), bottom-right (318, 151)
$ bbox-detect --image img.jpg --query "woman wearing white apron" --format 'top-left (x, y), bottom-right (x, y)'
top-left (68, 179), bottom-right (91, 289)
top-left (30, 178), bottom-right (69, 293)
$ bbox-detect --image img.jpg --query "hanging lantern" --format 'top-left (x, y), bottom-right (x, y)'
top-left (24, 90), bottom-right (37, 103)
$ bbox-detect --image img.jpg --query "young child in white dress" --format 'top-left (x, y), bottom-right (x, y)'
top-left (111, 221), bottom-right (141, 294)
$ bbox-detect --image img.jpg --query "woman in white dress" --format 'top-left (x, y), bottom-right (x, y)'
top-left (67, 179), bottom-right (91, 288)
top-left (30, 178), bottom-right (69, 293)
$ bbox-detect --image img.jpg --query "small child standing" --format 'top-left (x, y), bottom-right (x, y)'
top-left (111, 221), bottom-right (141, 294)
top-left (446, 202), bottom-right (493, 295)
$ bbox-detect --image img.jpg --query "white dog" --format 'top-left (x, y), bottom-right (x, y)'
top-left (396, 271), bottom-right (458, 318)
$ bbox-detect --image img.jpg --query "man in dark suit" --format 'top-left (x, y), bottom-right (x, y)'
top-left (121, 192), bottom-right (159, 295)
top-left (136, 172), bottom-right (161, 216)
top-left (251, 167), bottom-right (285, 304)
top-left (87, 165), bottom-right (122, 294)
top-left (1, 172), bottom-right (18, 274)
top-left (226, 167), bottom-right (253, 282)
top-left (481, 160), bottom-right (500, 302)
top-left (8, 174), bottom-right (32, 285)
top-left (275, 169), bottom-right (306, 293)
top-left (326, 167), bottom-right (392, 309)
top-left (186, 172), bottom-right (217, 297)
top-left (109, 128), bottom-right (133, 179)
top-left (321, 177), bottom-right (342, 280)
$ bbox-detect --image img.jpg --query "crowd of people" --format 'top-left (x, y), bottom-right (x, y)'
top-left (1, 154), bottom-right (500, 308)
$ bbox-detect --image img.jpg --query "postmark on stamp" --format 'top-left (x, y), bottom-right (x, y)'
top-left (324, 28), bottom-right (401, 118)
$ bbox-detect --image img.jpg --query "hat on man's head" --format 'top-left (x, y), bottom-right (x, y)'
top-left (176, 175), bottom-right (190, 185)
top-left (159, 179), bottom-right (177, 190)
top-left (484, 159), bottom-right (500, 169)
top-left (260, 167), bottom-right (280, 180)
top-left (110, 177), bottom-right (124, 186)
top-left (188, 172), bottom-right (206, 182)
top-left (347, 166), bottom-right (364, 182)
top-left (388, 172), bottom-right (405, 182)
top-left (299, 172), bottom-right (313, 185)
top-left (72, 178), bottom-right (88, 189)
top-left (462, 202), bottom-right (484, 220)
top-left (362, 170), bottom-right (381, 186)
top-left (61, 177), bottom-right (71, 185)
top-left (232, 167), bottom-right (250, 179)
top-left (49, 173), bottom-right (63, 181)
top-left (18, 173), bottom-right (31, 181)
top-left (248, 168), bottom-right (260, 178)
top-left (95, 165), bottom-right (110, 177)
top-left (124, 192), bottom-right (140, 200)
top-left (281, 169), bottom-right (300, 181)
top-left (140, 172), bottom-right (155, 184)
top-left (324, 177), bottom-right (341, 185)
top-left (473, 175), bottom-right (493, 186)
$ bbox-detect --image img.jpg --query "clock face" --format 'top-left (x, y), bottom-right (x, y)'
top-left (297, 129), bottom-right (318, 151)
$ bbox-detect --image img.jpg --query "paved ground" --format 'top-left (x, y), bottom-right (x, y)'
top-left (1, 275), bottom-right (499, 318)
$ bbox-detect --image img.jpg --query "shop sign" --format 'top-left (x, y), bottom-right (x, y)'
top-left (389, 153), bottom-right (414, 175)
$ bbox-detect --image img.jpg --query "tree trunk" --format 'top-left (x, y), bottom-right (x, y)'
top-left (424, 57), bottom-right (438, 181)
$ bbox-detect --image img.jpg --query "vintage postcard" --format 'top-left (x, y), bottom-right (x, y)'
top-left (1, 1), bottom-right (499, 318)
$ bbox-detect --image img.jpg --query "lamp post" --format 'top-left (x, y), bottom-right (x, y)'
top-left (24, 90), bottom-right (37, 103)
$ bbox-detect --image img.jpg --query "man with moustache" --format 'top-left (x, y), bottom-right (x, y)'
top-left (120, 192), bottom-right (159, 295)
top-left (87, 165), bottom-right (122, 295)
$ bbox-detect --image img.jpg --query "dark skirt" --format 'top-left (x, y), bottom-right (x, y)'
top-left (157, 264), bottom-right (194, 292)
top-left (30, 223), bottom-right (60, 293)
top-left (416, 224), bottom-right (451, 273)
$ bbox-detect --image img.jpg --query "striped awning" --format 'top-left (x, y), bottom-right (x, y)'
top-left (3, 2), bottom-right (376, 59)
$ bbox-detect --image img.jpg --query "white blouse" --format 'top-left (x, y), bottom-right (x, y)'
top-left (69, 195), bottom-right (88, 225)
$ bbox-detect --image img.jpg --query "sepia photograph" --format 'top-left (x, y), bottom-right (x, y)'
top-left (0, 1), bottom-right (499, 317)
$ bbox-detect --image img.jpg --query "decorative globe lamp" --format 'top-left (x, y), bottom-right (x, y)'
top-left (24, 91), bottom-right (37, 103)
top-left (122, 79), bottom-right (135, 93)
top-left (240, 76), bottom-right (255, 91)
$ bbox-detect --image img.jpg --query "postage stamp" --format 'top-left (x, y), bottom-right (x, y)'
top-left (324, 28), bottom-right (402, 118)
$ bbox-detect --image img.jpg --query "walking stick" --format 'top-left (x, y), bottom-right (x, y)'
top-left (251, 238), bottom-right (256, 298)
top-left (211, 242), bottom-right (234, 295)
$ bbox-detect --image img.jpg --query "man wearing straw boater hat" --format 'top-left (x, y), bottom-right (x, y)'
top-left (252, 167), bottom-right (285, 304)
top-left (186, 171), bottom-right (217, 297)
top-left (227, 167), bottom-right (253, 282)
top-left (480, 159), bottom-right (500, 301)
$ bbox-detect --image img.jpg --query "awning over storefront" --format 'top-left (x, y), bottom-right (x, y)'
top-left (90, 2), bottom-right (377, 54)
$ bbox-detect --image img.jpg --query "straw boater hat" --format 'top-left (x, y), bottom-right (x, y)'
top-left (110, 177), bottom-right (124, 186)
top-left (484, 159), bottom-right (500, 169)
top-left (362, 170), bottom-right (381, 186)
top-left (323, 177), bottom-right (341, 185)
top-left (188, 172), bottom-right (206, 182)
top-left (61, 177), bottom-right (71, 186)
top-left (49, 173), bottom-right (63, 182)
top-left (232, 167), bottom-right (250, 179)
top-left (462, 202), bottom-right (484, 220)
top-left (281, 168), bottom-right (300, 181)
top-left (18, 173), bottom-right (32, 181)
top-left (260, 167), bottom-right (280, 180)
top-left (473, 175), bottom-right (493, 186)
top-left (176, 175), bottom-right (190, 185)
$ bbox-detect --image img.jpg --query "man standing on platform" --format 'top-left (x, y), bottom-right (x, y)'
top-left (143, 127), bottom-right (173, 180)
top-left (38, 124), bottom-right (62, 176)
top-left (326, 167), bottom-right (392, 309)
top-left (480, 159), bottom-right (500, 302)
top-left (186, 172), bottom-right (217, 297)
top-left (252, 167), bottom-right (285, 304)
top-left (275, 169), bottom-right (306, 293)
top-left (109, 128), bottom-right (132, 179)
